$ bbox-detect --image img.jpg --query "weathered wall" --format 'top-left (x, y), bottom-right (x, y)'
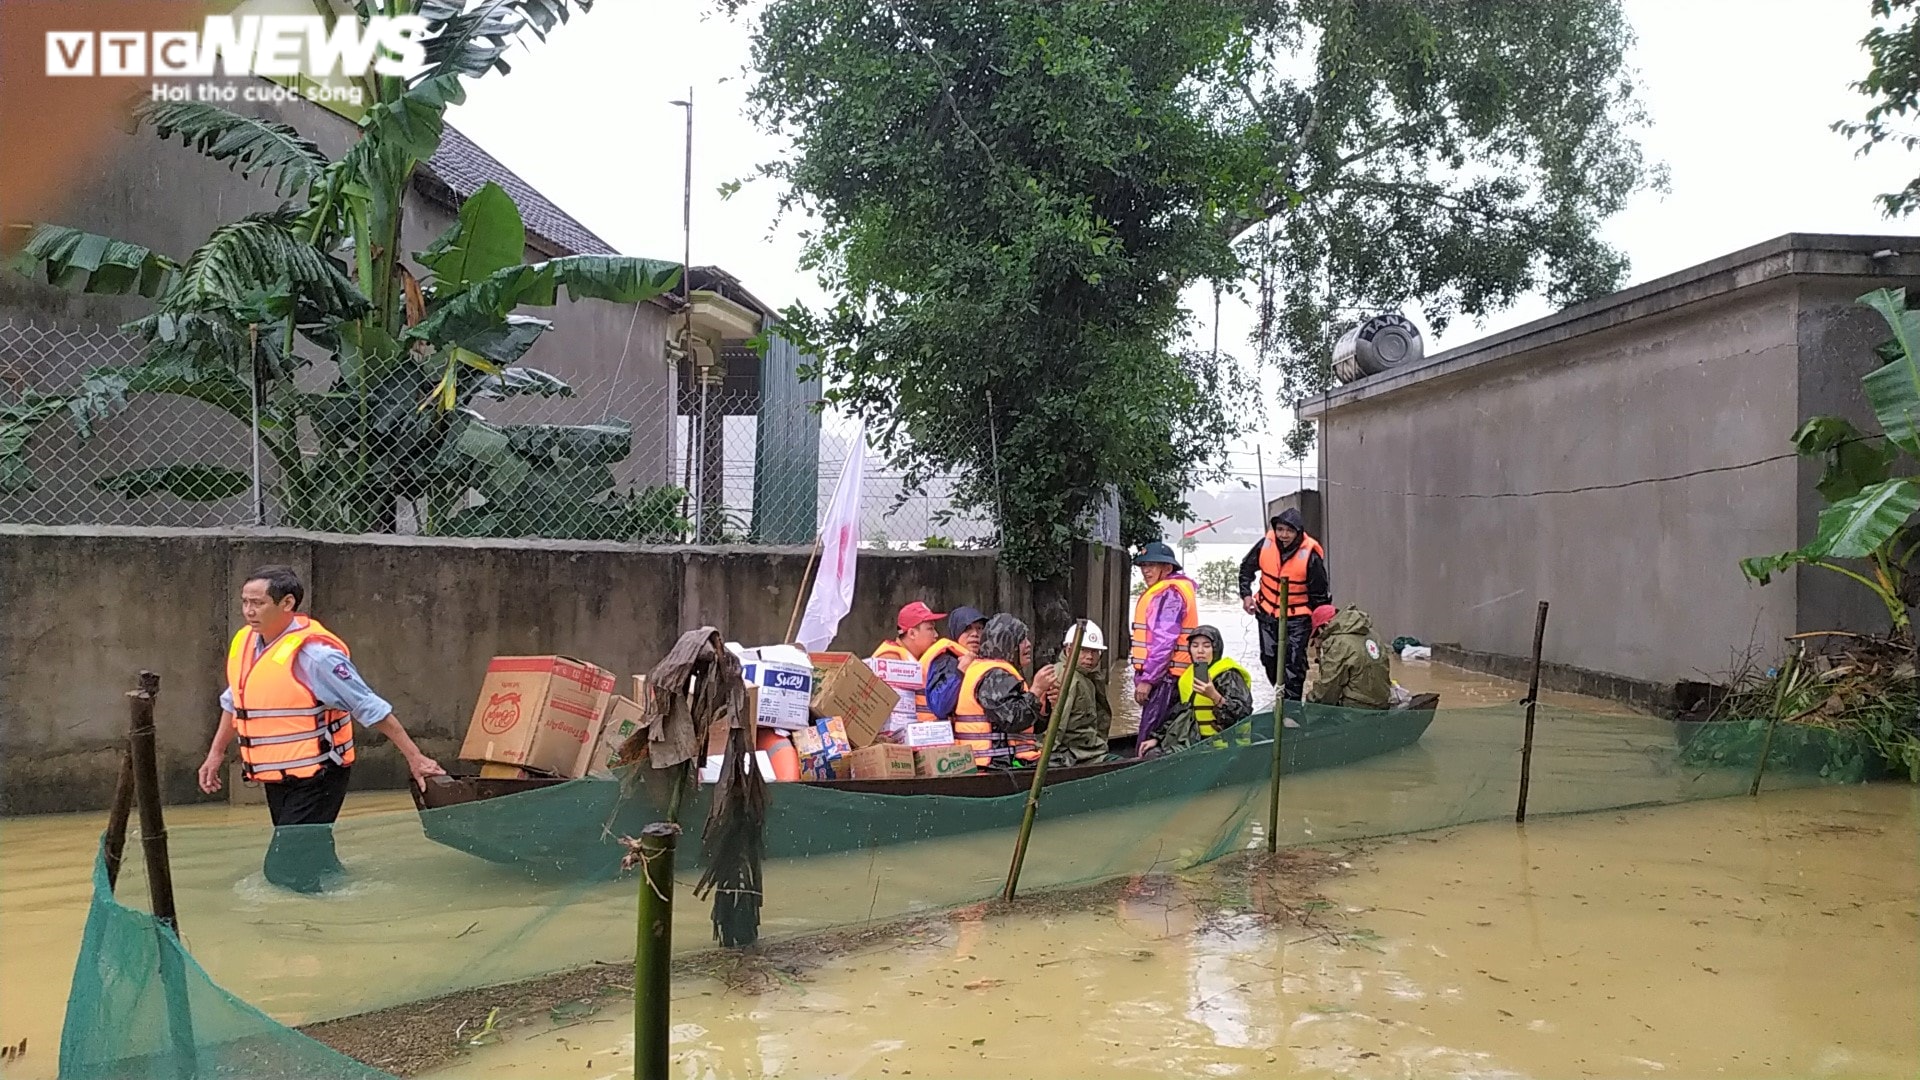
top-left (1304, 235), bottom-right (1920, 692)
top-left (0, 526), bottom-right (1126, 813)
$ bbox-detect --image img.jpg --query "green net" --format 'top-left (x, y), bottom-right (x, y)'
top-left (59, 700), bottom-right (1849, 1079)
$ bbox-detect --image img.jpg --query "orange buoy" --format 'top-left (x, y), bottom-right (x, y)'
top-left (758, 730), bottom-right (800, 781)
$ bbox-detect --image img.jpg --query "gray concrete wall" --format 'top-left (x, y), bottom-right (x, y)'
top-left (1303, 235), bottom-right (1920, 691)
top-left (0, 525), bottom-right (1127, 813)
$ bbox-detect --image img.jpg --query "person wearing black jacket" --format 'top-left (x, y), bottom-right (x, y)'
top-left (1237, 507), bottom-right (1330, 699)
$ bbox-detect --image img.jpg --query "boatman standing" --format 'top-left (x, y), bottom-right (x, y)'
top-left (1238, 507), bottom-right (1330, 701)
top-left (1130, 542), bottom-right (1199, 754)
top-left (197, 565), bottom-right (445, 893)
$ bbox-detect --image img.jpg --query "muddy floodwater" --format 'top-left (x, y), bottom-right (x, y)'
top-left (422, 787), bottom-right (1920, 1080)
top-left (1, 658), bottom-right (1916, 1080)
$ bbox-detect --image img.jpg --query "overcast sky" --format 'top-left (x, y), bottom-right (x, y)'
top-left (449, 0), bottom-right (1919, 486)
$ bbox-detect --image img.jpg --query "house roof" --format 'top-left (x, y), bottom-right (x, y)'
top-left (418, 125), bottom-right (619, 258)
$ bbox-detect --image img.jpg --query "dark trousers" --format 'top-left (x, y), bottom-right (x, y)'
top-left (1258, 614), bottom-right (1314, 701)
top-left (262, 765), bottom-right (351, 894)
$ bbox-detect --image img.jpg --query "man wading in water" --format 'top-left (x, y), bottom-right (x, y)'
top-left (197, 565), bottom-right (445, 892)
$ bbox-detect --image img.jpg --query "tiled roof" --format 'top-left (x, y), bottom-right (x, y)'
top-left (420, 125), bottom-right (618, 257)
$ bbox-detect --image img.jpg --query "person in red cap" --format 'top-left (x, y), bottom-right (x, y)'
top-left (873, 601), bottom-right (946, 663)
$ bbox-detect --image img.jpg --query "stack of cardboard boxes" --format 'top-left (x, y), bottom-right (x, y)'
top-left (456, 645), bottom-right (979, 784)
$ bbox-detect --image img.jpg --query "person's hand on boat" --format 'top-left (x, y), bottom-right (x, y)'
top-left (1031, 664), bottom-right (1060, 701)
top-left (407, 753), bottom-right (448, 791)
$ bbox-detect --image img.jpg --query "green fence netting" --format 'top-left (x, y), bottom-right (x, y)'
top-left (59, 701), bottom-right (1847, 1079)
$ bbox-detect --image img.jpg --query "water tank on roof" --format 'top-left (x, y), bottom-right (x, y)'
top-left (1332, 313), bottom-right (1424, 384)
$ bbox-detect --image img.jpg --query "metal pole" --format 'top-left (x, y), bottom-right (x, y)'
top-left (248, 326), bottom-right (263, 526)
top-left (1515, 601), bottom-right (1550, 824)
top-left (1003, 622), bottom-right (1087, 902)
top-left (633, 821), bottom-right (679, 1080)
top-left (103, 747), bottom-right (135, 893)
top-left (128, 671), bottom-right (197, 1078)
top-left (1255, 446), bottom-right (1269, 525)
top-left (1266, 579), bottom-right (1289, 854)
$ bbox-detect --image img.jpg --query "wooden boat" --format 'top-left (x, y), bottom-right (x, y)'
top-left (410, 696), bottom-right (1438, 880)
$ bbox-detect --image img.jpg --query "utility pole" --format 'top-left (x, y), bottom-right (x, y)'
top-left (669, 90), bottom-right (703, 540)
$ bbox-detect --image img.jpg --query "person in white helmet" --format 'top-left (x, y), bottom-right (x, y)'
top-left (1040, 619), bottom-right (1114, 766)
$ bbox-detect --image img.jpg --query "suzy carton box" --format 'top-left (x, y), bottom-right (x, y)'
top-left (914, 745), bottom-right (977, 779)
top-left (843, 743), bottom-right (916, 781)
top-left (459, 655), bottom-right (614, 778)
top-left (808, 652), bottom-right (902, 747)
top-left (900, 721), bottom-right (955, 748)
top-left (739, 652), bottom-right (814, 731)
top-left (865, 656), bottom-right (925, 730)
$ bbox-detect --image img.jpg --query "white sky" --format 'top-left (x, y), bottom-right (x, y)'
top-left (448, 0), bottom-right (1920, 490)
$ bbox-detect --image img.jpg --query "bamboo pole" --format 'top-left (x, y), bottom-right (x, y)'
top-left (1751, 651), bottom-right (1814, 797)
top-left (103, 746), bottom-right (135, 894)
top-left (128, 671), bottom-right (198, 1078)
top-left (632, 820), bottom-right (680, 1080)
top-left (1002, 622), bottom-right (1088, 902)
top-left (1266, 580), bottom-right (1290, 854)
top-left (784, 536), bottom-right (823, 644)
top-left (1515, 601), bottom-right (1550, 824)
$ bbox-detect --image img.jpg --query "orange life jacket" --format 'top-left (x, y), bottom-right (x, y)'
top-left (1257, 531), bottom-right (1323, 618)
top-left (914, 637), bottom-right (969, 723)
top-left (953, 658), bottom-right (1040, 767)
top-left (871, 640), bottom-right (917, 663)
top-left (225, 616), bottom-right (357, 783)
top-left (1129, 576), bottom-right (1199, 679)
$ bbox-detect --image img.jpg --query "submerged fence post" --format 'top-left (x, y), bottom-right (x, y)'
top-left (632, 821), bottom-right (680, 1080)
top-left (1267, 580), bottom-right (1290, 854)
top-left (103, 745), bottom-right (135, 893)
top-left (1003, 623), bottom-right (1088, 902)
top-left (128, 671), bottom-right (197, 1078)
top-left (1515, 601), bottom-right (1550, 824)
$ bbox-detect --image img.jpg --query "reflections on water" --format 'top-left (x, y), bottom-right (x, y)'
top-left (0, 659), bottom-right (1913, 1080)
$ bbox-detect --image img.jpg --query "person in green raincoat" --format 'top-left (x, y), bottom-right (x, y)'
top-left (1040, 619), bottom-right (1114, 766)
top-left (1306, 605), bottom-right (1393, 710)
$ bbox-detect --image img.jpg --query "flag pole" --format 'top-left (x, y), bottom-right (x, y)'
top-left (785, 538), bottom-right (822, 644)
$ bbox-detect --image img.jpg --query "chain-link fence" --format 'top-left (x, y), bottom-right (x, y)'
top-left (0, 316), bottom-right (1005, 547)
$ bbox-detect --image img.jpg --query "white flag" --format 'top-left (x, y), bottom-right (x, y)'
top-left (796, 425), bottom-right (868, 653)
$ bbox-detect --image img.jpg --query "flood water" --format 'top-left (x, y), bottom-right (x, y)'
top-left (427, 786), bottom-right (1920, 1080)
top-left (1, 656), bottom-right (1915, 1080)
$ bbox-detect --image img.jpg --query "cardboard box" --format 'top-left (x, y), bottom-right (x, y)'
top-left (740, 654), bottom-right (814, 731)
top-left (810, 653), bottom-right (903, 747)
top-left (479, 762), bottom-right (531, 780)
top-left (842, 743), bottom-right (917, 781)
top-left (866, 657), bottom-right (923, 729)
top-left (460, 655), bottom-right (615, 777)
top-left (900, 721), bottom-right (955, 748)
top-left (799, 749), bottom-right (850, 781)
top-left (914, 745), bottom-right (977, 779)
top-left (586, 694), bottom-right (648, 776)
top-left (791, 717), bottom-right (851, 758)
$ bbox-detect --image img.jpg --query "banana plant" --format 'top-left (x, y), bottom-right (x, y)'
top-left (5, 0), bottom-right (686, 539)
top-left (1741, 287), bottom-right (1920, 637)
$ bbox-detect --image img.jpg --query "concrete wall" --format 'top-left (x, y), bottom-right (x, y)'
top-left (1302, 235), bottom-right (1920, 692)
top-left (0, 525), bottom-right (1128, 814)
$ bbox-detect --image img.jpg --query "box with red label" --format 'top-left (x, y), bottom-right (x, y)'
top-left (865, 657), bottom-right (923, 729)
top-left (459, 655), bottom-right (615, 778)
top-left (900, 721), bottom-right (955, 748)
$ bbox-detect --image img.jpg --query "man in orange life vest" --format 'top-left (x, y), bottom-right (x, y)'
top-left (197, 565), bottom-right (445, 892)
top-left (1238, 507), bottom-right (1330, 700)
top-left (1130, 542), bottom-right (1200, 752)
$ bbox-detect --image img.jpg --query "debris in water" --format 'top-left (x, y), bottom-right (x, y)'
top-left (962, 978), bottom-right (1003, 990)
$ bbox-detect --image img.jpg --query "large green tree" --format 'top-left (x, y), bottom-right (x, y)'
top-left (730, 0), bottom-right (1658, 607)
top-left (1837, 0), bottom-right (1920, 217)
